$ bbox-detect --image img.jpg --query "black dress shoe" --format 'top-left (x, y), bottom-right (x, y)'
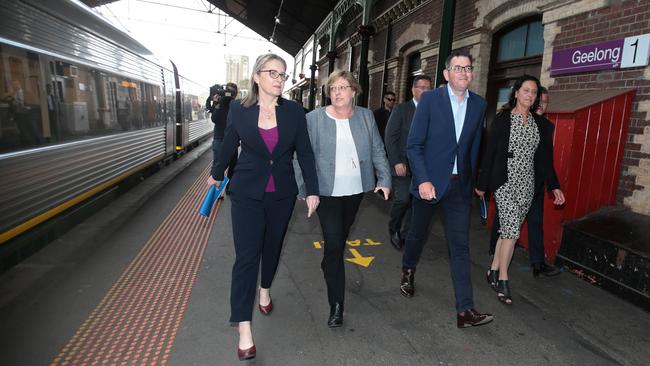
top-left (328, 303), bottom-right (344, 328)
top-left (390, 231), bottom-right (403, 250)
top-left (533, 262), bottom-right (561, 277)
top-left (457, 308), bottom-right (494, 328)
top-left (400, 269), bottom-right (414, 297)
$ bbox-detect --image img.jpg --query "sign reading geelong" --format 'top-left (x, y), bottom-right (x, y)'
top-left (551, 33), bottom-right (650, 76)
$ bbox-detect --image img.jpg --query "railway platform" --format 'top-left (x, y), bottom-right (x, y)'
top-left (0, 143), bottom-right (648, 366)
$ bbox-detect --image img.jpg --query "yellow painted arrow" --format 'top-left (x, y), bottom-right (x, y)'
top-left (345, 248), bottom-right (374, 267)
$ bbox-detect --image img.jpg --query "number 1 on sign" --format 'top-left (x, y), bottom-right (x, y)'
top-left (621, 33), bottom-right (650, 68)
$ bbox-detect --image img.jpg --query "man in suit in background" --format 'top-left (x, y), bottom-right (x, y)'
top-left (401, 50), bottom-right (493, 328)
top-left (384, 75), bottom-right (432, 250)
top-left (373, 91), bottom-right (395, 141)
top-left (488, 86), bottom-right (563, 277)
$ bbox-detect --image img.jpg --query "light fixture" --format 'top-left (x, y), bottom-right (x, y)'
top-left (269, 0), bottom-right (284, 45)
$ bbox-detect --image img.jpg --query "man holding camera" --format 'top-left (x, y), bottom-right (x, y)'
top-left (208, 82), bottom-right (238, 191)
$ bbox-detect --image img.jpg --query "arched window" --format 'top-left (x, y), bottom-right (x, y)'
top-left (496, 20), bottom-right (544, 62)
top-left (405, 52), bottom-right (422, 101)
top-left (486, 16), bottom-right (543, 122)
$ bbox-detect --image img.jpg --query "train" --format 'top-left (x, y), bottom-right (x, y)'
top-left (0, 0), bottom-right (214, 251)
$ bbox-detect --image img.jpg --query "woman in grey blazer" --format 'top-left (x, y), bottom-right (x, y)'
top-left (301, 70), bottom-right (391, 327)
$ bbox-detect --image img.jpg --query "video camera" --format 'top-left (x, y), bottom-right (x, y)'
top-left (209, 84), bottom-right (236, 99)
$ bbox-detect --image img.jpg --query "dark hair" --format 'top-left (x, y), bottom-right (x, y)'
top-left (505, 74), bottom-right (542, 113)
top-left (412, 75), bottom-right (432, 85)
top-left (383, 91), bottom-right (396, 98)
top-left (226, 82), bottom-right (238, 95)
top-left (444, 50), bottom-right (473, 69)
top-left (539, 86), bottom-right (548, 95)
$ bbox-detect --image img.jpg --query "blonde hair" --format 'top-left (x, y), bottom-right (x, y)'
top-left (241, 53), bottom-right (287, 108)
top-left (324, 70), bottom-right (362, 98)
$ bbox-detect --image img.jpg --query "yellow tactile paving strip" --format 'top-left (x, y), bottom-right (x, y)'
top-left (51, 166), bottom-right (221, 366)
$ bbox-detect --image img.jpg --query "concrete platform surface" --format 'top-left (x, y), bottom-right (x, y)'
top-left (0, 146), bottom-right (648, 366)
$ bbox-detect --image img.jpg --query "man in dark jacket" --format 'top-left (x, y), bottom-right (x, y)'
top-left (373, 91), bottom-right (395, 141)
top-left (208, 82), bottom-right (238, 188)
top-left (384, 75), bottom-right (432, 250)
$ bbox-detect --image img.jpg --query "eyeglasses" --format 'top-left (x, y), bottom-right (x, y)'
top-left (448, 65), bottom-right (474, 73)
top-left (385, 97), bottom-right (396, 102)
top-left (329, 85), bottom-right (352, 93)
top-left (258, 69), bottom-right (289, 81)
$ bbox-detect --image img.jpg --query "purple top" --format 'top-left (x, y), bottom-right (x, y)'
top-left (259, 126), bottom-right (278, 192)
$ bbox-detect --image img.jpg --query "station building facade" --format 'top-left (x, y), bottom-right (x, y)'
top-left (288, 0), bottom-right (650, 215)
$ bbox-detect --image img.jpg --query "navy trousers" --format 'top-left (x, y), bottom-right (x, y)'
top-left (490, 190), bottom-right (545, 265)
top-left (402, 178), bottom-right (474, 312)
top-left (229, 192), bottom-right (296, 323)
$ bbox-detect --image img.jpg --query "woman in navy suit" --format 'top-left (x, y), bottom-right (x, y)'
top-left (208, 54), bottom-right (319, 361)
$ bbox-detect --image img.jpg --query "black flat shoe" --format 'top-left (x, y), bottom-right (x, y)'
top-left (497, 280), bottom-right (513, 305)
top-left (486, 269), bottom-right (499, 292)
top-left (327, 302), bottom-right (344, 328)
top-left (533, 263), bottom-right (561, 277)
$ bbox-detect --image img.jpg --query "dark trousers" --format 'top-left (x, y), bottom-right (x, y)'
top-left (388, 175), bottom-right (412, 238)
top-left (490, 191), bottom-right (545, 265)
top-left (317, 193), bottom-right (364, 305)
top-left (229, 192), bottom-right (296, 322)
top-left (402, 179), bottom-right (474, 312)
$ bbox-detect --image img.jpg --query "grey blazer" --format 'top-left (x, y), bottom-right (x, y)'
top-left (296, 106), bottom-right (391, 197)
top-left (384, 99), bottom-right (416, 176)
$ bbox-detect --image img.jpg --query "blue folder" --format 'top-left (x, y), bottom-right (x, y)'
top-left (199, 176), bottom-right (230, 217)
top-left (479, 195), bottom-right (488, 221)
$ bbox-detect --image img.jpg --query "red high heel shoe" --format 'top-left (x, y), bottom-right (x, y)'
top-left (258, 298), bottom-right (273, 315)
top-left (238, 345), bottom-right (256, 361)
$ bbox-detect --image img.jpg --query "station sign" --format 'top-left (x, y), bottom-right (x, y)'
top-left (550, 33), bottom-right (650, 76)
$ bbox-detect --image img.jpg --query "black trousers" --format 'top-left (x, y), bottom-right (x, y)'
top-left (402, 178), bottom-right (474, 312)
top-left (388, 175), bottom-right (412, 238)
top-left (317, 193), bottom-right (364, 305)
top-left (490, 190), bottom-right (545, 265)
top-left (229, 192), bottom-right (296, 323)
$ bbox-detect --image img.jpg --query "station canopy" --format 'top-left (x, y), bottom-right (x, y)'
top-left (206, 0), bottom-right (338, 55)
top-left (80, 0), bottom-right (336, 55)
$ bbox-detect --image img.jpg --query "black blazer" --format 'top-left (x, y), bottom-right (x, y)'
top-left (384, 100), bottom-right (416, 176)
top-left (212, 98), bottom-right (319, 201)
top-left (477, 110), bottom-right (560, 194)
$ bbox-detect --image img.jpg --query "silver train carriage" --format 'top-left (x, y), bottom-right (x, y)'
top-left (0, 0), bottom-right (213, 245)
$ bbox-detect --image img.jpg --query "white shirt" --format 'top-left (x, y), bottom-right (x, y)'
top-left (327, 111), bottom-right (363, 196)
top-left (446, 86), bottom-right (469, 174)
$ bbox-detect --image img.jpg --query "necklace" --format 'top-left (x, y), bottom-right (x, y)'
top-left (260, 106), bottom-right (274, 120)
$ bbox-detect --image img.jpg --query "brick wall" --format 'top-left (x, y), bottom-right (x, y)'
top-left (549, 0), bottom-right (650, 211)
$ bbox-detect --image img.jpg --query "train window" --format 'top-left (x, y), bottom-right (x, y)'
top-left (0, 45), bottom-right (45, 153)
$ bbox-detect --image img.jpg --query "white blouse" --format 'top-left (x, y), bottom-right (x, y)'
top-left (327, 111), bottom-right (363, 196)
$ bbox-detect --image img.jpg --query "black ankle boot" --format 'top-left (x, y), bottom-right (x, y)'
top-left (328, 302), bottom-right (344, 328)
top-left (400, 269), bottom-right (415, 297)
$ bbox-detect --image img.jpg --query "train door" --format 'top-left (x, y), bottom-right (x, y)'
top-left (171, 61), bottom-right (185, 151)
top-left (163, 68), bottom-right (175, 155)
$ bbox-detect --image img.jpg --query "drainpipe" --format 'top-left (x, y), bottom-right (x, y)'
top-left (436, 0), bottom-right (455, 86)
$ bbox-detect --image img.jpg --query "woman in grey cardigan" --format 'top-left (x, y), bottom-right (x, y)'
top-left (302, 70), bottom-right (391, 327)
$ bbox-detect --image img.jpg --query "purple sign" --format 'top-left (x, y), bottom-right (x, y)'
top-left (550, 39), bottom-right (624, 76)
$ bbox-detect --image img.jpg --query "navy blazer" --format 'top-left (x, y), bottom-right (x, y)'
top-left (212, 98), bottom-right (319, 201)
top-left (407, 86), bottom-right (486, 203)
top-left (477, 110), bottom-right (560, 194)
